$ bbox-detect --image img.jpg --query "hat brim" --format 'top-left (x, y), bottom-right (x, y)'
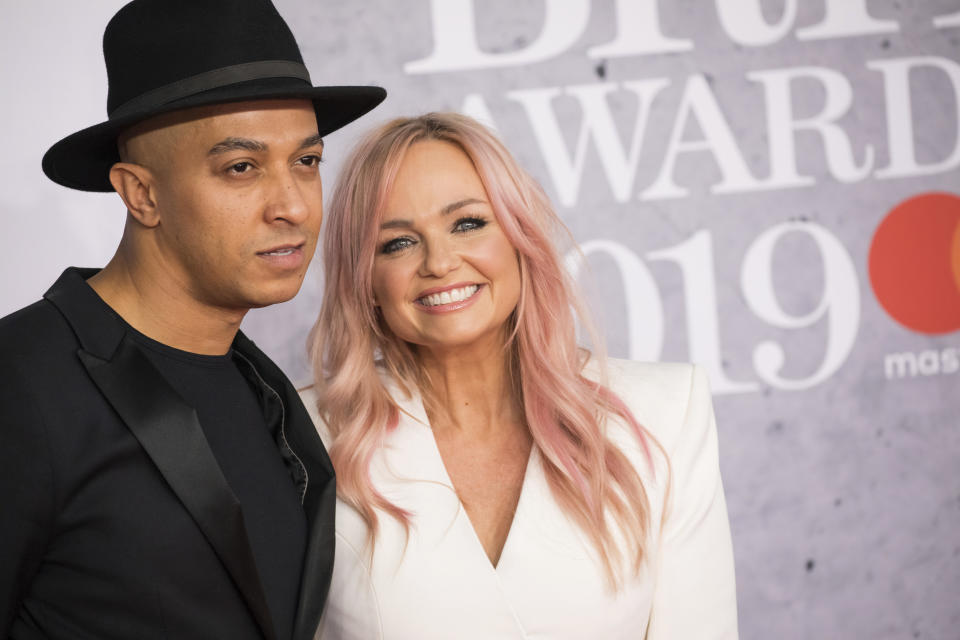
top-left (42, 79), bottom-right (387, 192)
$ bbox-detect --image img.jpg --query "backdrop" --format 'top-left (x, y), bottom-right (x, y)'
top-left (2, 1), bottom-right (959, 637)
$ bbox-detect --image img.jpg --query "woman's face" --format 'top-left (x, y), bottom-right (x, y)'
top-left (371, 139), bottom-right (521, 354)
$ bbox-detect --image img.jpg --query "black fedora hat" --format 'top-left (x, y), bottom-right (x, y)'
top-left (42, 0), bottom-right (386, 192)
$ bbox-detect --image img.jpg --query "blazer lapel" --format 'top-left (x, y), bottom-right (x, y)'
top-left (233, 333), bottom-right (336, 640)
top-left (45, 269), bottom-right (277, 640)
top-left (292, 470), bottom-right (335, 640)
top-left (79, 339), bottom-right (278, 640)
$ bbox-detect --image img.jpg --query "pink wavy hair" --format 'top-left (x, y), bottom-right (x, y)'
top-left (309, 112), bottom-right (659, 585)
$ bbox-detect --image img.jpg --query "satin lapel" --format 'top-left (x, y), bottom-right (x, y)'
top-left (79, 337), bottom-right (277, 640)
top-left (292, 471), bottom-right (335, 640)
top-left (233, 333), bottom-right (335, 640)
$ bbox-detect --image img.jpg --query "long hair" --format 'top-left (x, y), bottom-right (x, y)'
top-left (309, 113), bottom-right (658, 586)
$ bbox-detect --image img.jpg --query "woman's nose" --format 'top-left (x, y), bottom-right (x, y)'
top-left (419, 237), bottom-right (461, 277)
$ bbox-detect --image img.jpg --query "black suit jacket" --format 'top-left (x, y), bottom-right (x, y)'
top-left (0, 268), bottom-right (335, 640)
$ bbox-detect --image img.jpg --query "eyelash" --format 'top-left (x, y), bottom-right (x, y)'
top-left (379, 216), bottom-right (488, 255)
top-left (298, 154), bottom-right (324, 167)
top-left (454, 216), bottom-right (487, 233)
top-left (227, 161), bottom-right (253, 175)
top-left (225, 154), bottom-right (323, 176)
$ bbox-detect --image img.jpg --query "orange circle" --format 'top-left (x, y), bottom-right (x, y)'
top-left (868, 192), bottom-right (960, 334)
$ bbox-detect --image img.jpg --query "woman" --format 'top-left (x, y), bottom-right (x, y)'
top-left (303, 113), bottom-right (738, 639)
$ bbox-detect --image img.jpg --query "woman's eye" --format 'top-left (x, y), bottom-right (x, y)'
top-left (380, 237), bottom-right (414, 255)
top-left (453, 216), bottom-right (487, 233)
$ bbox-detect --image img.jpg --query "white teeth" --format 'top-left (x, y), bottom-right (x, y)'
top-left (263, 248), bottom-right (295, 256)
top-left (419, 285), bottom-right (479, 307)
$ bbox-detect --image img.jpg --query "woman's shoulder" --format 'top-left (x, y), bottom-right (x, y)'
top-left (598, 358), bottom-right (712, 453)
top-left (297, 372), bottom-right (420, 450)
top-left (603, 358), bottom-right (696, 394)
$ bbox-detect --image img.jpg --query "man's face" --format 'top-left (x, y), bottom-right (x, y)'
top-left (125, 99), bottom-right (324, 311)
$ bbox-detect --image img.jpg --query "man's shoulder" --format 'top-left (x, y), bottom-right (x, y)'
top-left (0, 297), bottom-right (77, 358)
top-left (0, 298), bottom-right (85, 417)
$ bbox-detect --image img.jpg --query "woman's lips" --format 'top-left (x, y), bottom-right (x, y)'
top-left (414, 283), bottom-right (483, 313)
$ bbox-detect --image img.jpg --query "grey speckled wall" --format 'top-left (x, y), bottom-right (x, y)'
top-left (1, 1), bottom-right (959, 637)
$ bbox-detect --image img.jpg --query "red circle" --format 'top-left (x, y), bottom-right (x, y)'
top-left (868, 192), bottom-right (960, 334)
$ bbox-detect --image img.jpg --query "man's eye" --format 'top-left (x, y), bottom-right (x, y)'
top-left (298, 154), bottom-right (324, 168)
top-left (381, 237), bottom-right (414, 254)
top-left (454, 216), bottom-right (487, 233)
top-left (228, 161), bottom-right (252, 174)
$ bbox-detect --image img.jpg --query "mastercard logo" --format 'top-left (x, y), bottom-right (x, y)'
top-left (868, 192), bottom-right (960, 335)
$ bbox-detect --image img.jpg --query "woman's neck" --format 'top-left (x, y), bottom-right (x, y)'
top-left (417, 340), bottom-right (524, 438)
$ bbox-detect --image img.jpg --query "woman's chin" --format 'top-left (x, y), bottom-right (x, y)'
top-left (411, 327), bottom-right (512, 356)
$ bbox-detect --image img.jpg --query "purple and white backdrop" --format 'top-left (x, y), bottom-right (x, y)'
top-left (2, 1), bottom-right (959, 637)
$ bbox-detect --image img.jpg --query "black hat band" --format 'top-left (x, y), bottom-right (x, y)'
top-left (109, 60), bottom-right (312, 119)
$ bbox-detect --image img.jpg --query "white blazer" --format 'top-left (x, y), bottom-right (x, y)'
top-left (301, 360), bottom-right (738, 639)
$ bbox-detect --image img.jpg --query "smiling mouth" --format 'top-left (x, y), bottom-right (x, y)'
top-left (416, 284), bottom-right (480, 307)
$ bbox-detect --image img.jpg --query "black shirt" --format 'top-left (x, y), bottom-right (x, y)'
top-left (130, 328), bottom-right (306, 640)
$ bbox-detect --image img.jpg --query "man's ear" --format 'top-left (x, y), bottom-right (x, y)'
top-left (109, 162), bottom-right (161, 228)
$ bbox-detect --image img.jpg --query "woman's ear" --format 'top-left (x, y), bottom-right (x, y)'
top-left (109, 162), bottom-right (161, 228)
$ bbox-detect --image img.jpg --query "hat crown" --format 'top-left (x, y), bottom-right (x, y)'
top-left (103, 0), bottom-right (306, 115)
top-left (42, 0), bottom-right (385, 192)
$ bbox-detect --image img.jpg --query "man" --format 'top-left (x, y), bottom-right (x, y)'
top-left (0, 1), bottom-right (384, 638)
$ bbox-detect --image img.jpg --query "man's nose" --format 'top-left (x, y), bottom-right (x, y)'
top-left (265, 169), bottom-right (315, 224)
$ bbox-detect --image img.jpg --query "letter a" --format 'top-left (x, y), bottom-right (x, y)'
top-left (509, 80), bottom-right (669, 207)
top-left (642, 76), bottom-right (764, 200)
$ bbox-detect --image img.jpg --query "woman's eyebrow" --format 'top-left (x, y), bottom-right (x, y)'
top-left (380, 198), bottom-right (489, 230)
top-left (441, 198), bottom-right (486, 215)
top-left (380, 219), bottom-right (412, 230)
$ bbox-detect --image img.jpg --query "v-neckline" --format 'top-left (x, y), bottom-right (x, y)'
top-left (456, 441), bottom-right (537, 570)
top-left (395, 382), bottom-right (538, 572)
top-left (440, 440), bottom-right (538, 571)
